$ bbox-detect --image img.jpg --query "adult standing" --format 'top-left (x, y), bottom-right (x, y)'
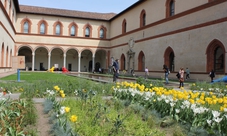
top-left (179, 67), bottom-right (184, 88)
top-left (163, 65), bottom-right (169, 84)
top-left (112, 59), bottom-right (119, 82)
top-left (186, 68), bottom-right (190, 79)
top-left (209, 69), bottom-right (215, 82)
top-left (145, 67), bottom-right (149, 79)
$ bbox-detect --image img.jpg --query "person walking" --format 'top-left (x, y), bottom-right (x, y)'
top-left (186, 67), bottom-right (190, 79)
top-left (112, 59), bottom-right (119, 82)
top-left (163, 65), bottom-right (169, 84)
top-left (179, 67), bottom-right (184, 88)
top-left (209, 69), bottom-right (215, 82)
top-left (145, 67), bottom-right (149, 79)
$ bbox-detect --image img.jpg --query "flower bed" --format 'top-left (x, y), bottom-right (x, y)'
top-left (43, 86), bottom-right (168, 136)
top-left (113, 81), bottom-right (227, 135)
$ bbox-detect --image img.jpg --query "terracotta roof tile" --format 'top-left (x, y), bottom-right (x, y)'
top-left (19, 5), bottom-right (117, 20)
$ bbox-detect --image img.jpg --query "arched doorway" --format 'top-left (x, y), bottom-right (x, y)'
top-left (164, 47), bottom-right (175, 71)
top-left (206, 39), bottom-right (225, 73)
top-left (138, 51), bottom-right (145, 71)
top-left (120, 54), bottom-right (126, 70)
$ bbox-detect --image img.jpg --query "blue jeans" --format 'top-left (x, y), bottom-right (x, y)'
top-left (165, 73), bottom-right (169, 84)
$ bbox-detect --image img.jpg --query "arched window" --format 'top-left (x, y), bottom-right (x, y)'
top-left (38, 20), bottom-right (48, 34)
top-left (21, 18), bottom-right (32, 33)
top-left (53, 21), bottom-right (63, 35)
top-left (122, 19), bottom-right (127, 34)
top-left (56, 24), bottom-right (60, 35)
top-left (23, 22), bottom-right (29, 33)
top-left (166, 0), bottom-right (175, 18)
top-left (68, 22), bottom-right (78, 36)
top-left (85, 27), bottom-right (90, 37)
top-left (40, 23), bottom-right (46, 34)
top-left (140, 10), bottom-right (146, 27)
top-left (83, 24), bottom-right (92, 37)
top-left (70, 26), bottom-right (75, 36)
top-left (100, 28), bottom-right (104, 38)
top-left (170, 1), bottom-right (175, 16)
top-left (98, 25), bottom-right (106, 39)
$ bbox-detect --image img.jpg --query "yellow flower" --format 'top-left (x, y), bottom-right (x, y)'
top-left (54, 86), bottom-right (60, 91)
top-left (65, 107), bottom-right (70, 113)
top-left (60, 90), bottom-right (64, 94)
top-left (70, 115), bottom-right (78, 122)
top-left (61, 93), bottom-right (65, 98)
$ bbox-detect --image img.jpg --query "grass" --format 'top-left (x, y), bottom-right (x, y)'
top-left (1, 71), bottom-right (69, 81)
top-left (0, 72), bottom-right (115, 98)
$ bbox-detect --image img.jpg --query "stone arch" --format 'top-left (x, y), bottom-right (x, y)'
top-left (18, 46), bottom-right (33, 69)
top-left (81, 49), bottom-right (93, 72)
top-left (164, 46), bottom-right (175, 71)
top-left (34, 46), bottom-right (50, 53)
top-left (206, 39), bottom-right (226, 73)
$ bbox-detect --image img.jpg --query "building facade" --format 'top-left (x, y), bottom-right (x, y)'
top-left (0, 0), bottom-right (227, 81)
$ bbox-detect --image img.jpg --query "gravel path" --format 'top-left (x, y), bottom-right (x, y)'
top-left (35, 103), bottom-right (51, 136)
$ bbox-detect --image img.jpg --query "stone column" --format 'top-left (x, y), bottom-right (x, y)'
top-left (32, 52), bottom-right (35, 71)
top-left (48, 52), bottom-right (51, 70)
top-left (63, 53), bottom-right (66, 68)
top-left (92, 55), bottom-right (95, 72)
top-left (78, 53), bottom-right (81, 72)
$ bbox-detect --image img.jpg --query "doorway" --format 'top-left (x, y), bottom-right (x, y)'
top-left (40, 63), bottom-right (44, 71)
top-left (68, 63), bottom-right (72, 71)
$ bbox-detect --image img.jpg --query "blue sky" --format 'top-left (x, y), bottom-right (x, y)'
top-left (18, 0), bottom-right (139, 13)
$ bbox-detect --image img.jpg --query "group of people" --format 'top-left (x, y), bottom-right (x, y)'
top-left (112, 59), bottom-right (215, 84)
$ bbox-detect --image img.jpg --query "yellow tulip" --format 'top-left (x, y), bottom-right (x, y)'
top-left (65, 107), bottom-right (70, 113)
top-left (70, 115), bottom-right (78, 122)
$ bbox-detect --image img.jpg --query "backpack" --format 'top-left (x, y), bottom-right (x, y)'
top-left (176, 73), bottom-right (180, 79)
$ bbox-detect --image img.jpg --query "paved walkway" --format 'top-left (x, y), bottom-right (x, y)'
top-left (0, 70), bottom-right (17, 78)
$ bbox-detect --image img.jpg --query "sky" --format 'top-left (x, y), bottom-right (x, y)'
top-left (18, 0), bottom-right (139, 14)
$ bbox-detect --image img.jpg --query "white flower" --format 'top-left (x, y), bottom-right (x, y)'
top-left (60, 106), bottom-right (65, 114)
top-left (180, 105), bottom-right (185, 109)
top-left (170, 102), bottom-right (175, 107)
top-left (212, 110), bottom-right (220, 118)
top-left (224, 108), bottom-right (227, 112)
top-left (165, 99), bottom-right (170, 103)
top-left (207, 120), bottom-right (212, 126)
top-left (214, 117), bottom-right (223, 123)
top-left (175, 109), bottom-right (180, 113)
